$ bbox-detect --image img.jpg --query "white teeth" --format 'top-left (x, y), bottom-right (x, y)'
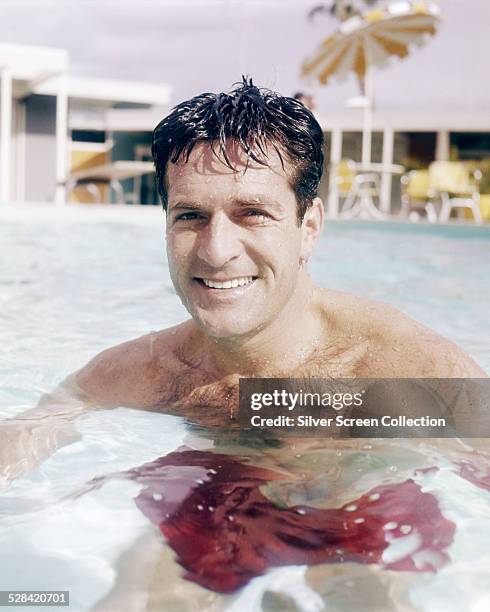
top-left (201, 276), bottom-right (254, 289)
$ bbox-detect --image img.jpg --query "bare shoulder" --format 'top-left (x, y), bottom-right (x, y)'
top-left (74, 322), bottom-right (189, 408)
top-left (376, 305), bottom-right (486, 377)
top-left (318, 288), bottom-right (486, 378)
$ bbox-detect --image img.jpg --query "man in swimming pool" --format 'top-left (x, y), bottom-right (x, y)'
top-left (69, 79), bottom-right (487, 395)
top-left (63, 78), bottom-right (484, 422)
top-left (1, 78), bottom-right (486, 481)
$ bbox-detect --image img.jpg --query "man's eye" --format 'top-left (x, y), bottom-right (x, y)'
top-left (175, 212), bottom-right (201, 221)
top-left (244, 210), bottom-right (269, 221)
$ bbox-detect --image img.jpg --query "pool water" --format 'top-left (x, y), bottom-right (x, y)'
top-left (0, 205), bottom-right (489, 611)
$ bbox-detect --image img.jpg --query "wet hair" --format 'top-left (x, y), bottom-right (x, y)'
top-left (152, 77), bottom-right (324, 223)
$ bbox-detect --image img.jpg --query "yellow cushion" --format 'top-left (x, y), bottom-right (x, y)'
top-left (335, 160), bottom-right (355, 194)
top-left (464, 194), bottom-right (490, 221)
top-left (69, 149), bottom-right (109, 204)
top-left (429, 162), bottom-right (475, 195)
top-left (406, 170), bottom-right (430, 199)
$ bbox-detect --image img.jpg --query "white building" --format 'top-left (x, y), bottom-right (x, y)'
top-left (0, 43), bottom-right (172, 206)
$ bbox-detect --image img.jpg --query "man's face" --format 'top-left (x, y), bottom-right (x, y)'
top-left (165, 142), bottom-right (321, 339)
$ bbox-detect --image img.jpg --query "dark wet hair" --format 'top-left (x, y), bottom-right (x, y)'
top-left (152, 77), bottom-right (324, 223)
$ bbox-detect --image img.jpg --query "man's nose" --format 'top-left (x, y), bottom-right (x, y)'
top-left (196, 213), bottom-right (241, 269)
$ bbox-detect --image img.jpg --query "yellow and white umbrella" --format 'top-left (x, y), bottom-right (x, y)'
top-left (302, 1), bottom-right (441, 163)
top-left (303, 1), bottom-right (440, 87)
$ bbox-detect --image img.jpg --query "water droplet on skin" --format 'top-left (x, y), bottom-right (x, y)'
top-left (208, 506), bottom-right (215, 512)
top-left (354, 517), bottom-right (365, 524)
top-left (369, 493), bottom-right (380, 501)
top-left (197, 504), bottom-right (204, 511)
top-left (383, 521), bottom-right (398, 530)
top-left (228, 515), bottom-right (235, 521)
top-left (345, 504), bottom-right (357, 512)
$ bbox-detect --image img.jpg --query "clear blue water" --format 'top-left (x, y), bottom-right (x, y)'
top-left (0, 206), bottom-right (489, 611)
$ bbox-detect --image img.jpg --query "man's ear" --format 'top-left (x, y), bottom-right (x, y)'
top-left (300, 197), bottom-right (324, 263)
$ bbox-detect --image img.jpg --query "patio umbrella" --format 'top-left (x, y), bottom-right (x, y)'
top-left (302, 1), bottom-right (441, 163)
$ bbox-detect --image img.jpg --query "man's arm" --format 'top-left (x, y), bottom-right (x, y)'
top-left (0, 333), bottom-right (160, 487)
top-left (73, 334), bottom-right (164, 408)
top-left (0, 375), bottom-right (94, 486)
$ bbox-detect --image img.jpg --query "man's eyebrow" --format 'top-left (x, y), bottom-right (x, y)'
top-left (169, 197), bottom-right (284, 211)
top-left (234, 197), bottom-right (284, 210)
top-left (168, 202), bottom-right (201, 211)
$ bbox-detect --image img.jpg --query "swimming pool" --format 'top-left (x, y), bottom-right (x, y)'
top-left (1, 205), bottom-right (489, 611)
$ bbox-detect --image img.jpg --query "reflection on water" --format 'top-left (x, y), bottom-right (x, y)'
top-left (94, 448), bottom-right (457, 593)
top-left (63, 428), bottom-right (490, 609)
top-left (1, 410), bottom-right (490, 610)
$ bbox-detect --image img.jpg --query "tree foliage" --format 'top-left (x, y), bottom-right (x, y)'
top-left (309, 0), bottom-right (380, 22)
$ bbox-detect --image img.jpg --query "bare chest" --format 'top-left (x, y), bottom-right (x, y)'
top-left (151, 341), bottom-right (373, 426)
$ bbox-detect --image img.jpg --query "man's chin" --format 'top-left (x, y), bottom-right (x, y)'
top-left (192, 313), bottom-right (260, 341)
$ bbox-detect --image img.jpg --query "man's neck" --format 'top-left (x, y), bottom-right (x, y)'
top-left (184, 276), bottom-right (325, 378)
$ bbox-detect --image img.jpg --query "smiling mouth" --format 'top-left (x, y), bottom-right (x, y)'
top-left (194, 276), bottom-right (257, 289)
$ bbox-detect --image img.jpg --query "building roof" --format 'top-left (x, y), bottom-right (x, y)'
top-left (34, 75), bottom-right (172, 106)
top-left (0, 43), bottom-right (68, 98)
top-left (0, 42), bottom-right (171, 107)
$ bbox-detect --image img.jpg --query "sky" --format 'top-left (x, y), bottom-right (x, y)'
top-left (0, 0), bottom-right (488, 112)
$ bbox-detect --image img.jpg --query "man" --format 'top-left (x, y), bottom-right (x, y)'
top-left (72, 79), bottom-right (486, 403)
top-left (70, 78), bottom-right (484, 420)
top-left (1, 79), bottom-right (486, 482)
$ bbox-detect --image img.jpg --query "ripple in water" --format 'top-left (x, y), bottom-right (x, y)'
top-left (83, 447), bottom-right (490, 594)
